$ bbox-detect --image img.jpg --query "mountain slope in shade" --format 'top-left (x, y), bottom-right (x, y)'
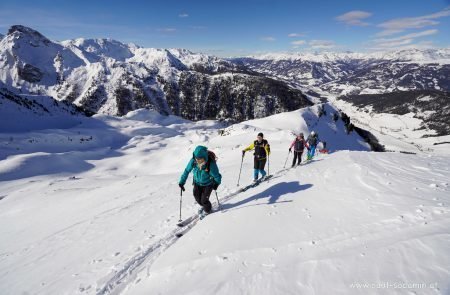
top-left (0, 87), bottom-right (87, 133)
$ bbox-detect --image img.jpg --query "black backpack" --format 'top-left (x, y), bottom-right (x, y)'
top-left (295, 138), bottom-right (305, 151)
top-left (308, 134), bottom-right (318, 146)
top-left (254, 139), bottom-right (269, 157)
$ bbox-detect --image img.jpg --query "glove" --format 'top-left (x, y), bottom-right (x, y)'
top-left (212, 182), bottom-right (219, 190)
top-left (289, 148), bottom-right (292, 152)
top-left (178, 183), bottom-right (185, 191)
top-left (242, 150), bottom-right (245, 156)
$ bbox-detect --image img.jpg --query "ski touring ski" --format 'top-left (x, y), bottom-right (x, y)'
top-left (238, 174), bottom-right (273, 192)
top-left (175, 168), bottom-right (290, 238)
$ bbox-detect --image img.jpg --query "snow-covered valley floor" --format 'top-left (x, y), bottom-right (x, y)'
top-left (1, 105), bottom-right (449, 295)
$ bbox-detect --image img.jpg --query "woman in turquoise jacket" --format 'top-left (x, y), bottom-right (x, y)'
top-left (179, 146), bottom-right (222, 214)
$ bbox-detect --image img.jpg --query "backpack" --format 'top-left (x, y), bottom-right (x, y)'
top-left (308, 134), bottom-right (319, 146)
top-left (295, 138), bottom-right (305, 151)
top-left (205, 150), bottom-right (217, 172)
top-left (253, 139), bottom-right (269, 157)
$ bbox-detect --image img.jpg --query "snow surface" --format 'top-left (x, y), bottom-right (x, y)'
top-left (1, 105), bottom-right (449, 295)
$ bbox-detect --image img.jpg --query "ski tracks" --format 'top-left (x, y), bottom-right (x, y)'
top-left (96, 215), bottom-right (200, 295)
top-left (96, 167), bottom-right (294, 295)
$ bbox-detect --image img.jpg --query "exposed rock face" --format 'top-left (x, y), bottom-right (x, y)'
top-left (18, 63), bottom-right (43, 83)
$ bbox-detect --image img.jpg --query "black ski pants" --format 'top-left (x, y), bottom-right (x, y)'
top-left (292, 150), bottom-right (304, 166)
top-left (253, 157), bottom-right (267, 170)
top-left (193, 183), bottom-right (213, 213)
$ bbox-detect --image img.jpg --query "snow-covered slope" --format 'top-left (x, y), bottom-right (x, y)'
top-left (61, 38), bottom-right (135, 62)
top-left (0, 87), bottom-right (87, 133)
top-left (128, 151), bottom-right (450, 295)
top-left (0, 25), bottom-right (310, 118)
top-left (1, 105), bottom-right (449, 295)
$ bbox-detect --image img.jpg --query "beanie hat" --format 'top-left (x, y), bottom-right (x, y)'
top-left (257, 132), bottom-right (264, 138)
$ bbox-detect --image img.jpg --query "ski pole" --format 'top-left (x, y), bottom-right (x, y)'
top-left (178, 188), bottom-right (183, 223)
top-left (283, 151), bottom-right (291, 168)
top-left (268, 154), bottom-right (270, 176)
top-left (237, 154), bottom-right (244, 186)
top-left (215, 190), bottom-right (221, 211)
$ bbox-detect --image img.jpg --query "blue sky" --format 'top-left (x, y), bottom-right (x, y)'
top-left (0, 0), bottom-right (449, 56)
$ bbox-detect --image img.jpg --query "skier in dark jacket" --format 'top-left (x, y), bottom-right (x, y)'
top-left (289, 133), bottom-right (306, 167)
top-left (242, 132), bottom-right (271, 182)
top-left (179, 145), bottom-right (222, 215)
top-left (306, 131), bottom-right (320, 160)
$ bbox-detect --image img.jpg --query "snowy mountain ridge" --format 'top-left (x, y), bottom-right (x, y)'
top-left (249, 48), bottom-right (450, 64)
top-left (234, 48), bottom-right (450, 97)
top-left (0, 25), bottom-right (310, 119)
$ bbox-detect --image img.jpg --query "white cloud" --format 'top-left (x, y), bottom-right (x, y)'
top-left (376, 39), bottom-right (414, 48)
top-left (336, 10), bottom-right (372, 26)
top-left (288, 33), bottom-right (305, 37)
top-left (261, 36), bottom-right (276, 42)
top-left (157, 28), bottom-right (176, 33)
top-left (368, 40), bottom-right (435, 51)
top-left (375, 29), bottom-right (438, 42)
top-left (377, 8), bottom-right (450, 36)
top-left (291, 40), bottom-right (306, 46)
top-left (309, 40), bottom-right (336, 49)
top-left (179, 13), bottom-right (189, 18)
top-left (373, 29), bottom-right (438, 48)
top-left (189, 26), bottom-right (207, 30)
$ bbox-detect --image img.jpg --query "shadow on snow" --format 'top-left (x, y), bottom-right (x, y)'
top-left (221, 181), bottom-right (312, 212)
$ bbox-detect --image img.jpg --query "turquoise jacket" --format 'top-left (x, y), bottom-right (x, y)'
top-left (179, 146), bottom-right (222, 186)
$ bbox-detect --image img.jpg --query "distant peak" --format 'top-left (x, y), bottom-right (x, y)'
top-left (7, 25), bottom-right (50, 43)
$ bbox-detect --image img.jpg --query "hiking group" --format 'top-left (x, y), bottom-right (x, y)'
top-left (288, 131), bottom-right (322, 167)
top-left (178, 131), bottom-right (324, 218)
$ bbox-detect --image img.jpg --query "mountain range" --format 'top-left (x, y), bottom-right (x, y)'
top-left (1, 25), bottom-right (449, 138)
top-left (233, 50), bottom-right (450, 137)
top-left (0, 25), bottom-right (310, 120)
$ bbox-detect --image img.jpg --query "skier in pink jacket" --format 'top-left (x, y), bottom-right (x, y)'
top-left (289, 133), bottom-right (307, 167)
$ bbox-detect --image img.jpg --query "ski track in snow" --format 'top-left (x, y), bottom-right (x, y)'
top-left (96, 167), bottom-right (293, 295)
top-left (124, 151), bottom-right (450, 295)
